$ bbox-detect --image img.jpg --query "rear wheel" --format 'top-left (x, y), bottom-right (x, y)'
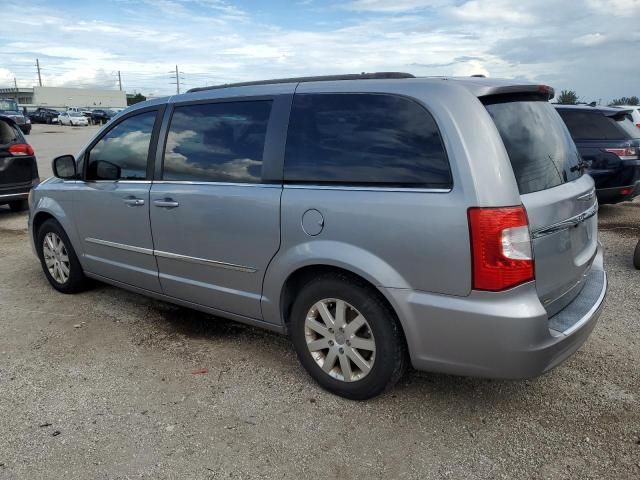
top-left (36, 219), bottom-right (88, 293)
top-left (634, 240), bottom-right (640, 270)
top-left (8, 199), bottom-right (28, 212)
top-left (289, 273), bottom-right (407, 400)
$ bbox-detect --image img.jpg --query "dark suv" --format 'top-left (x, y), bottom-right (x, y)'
top-left (555, 105), bottom-right (640, 204)
top-left (0, 99), bottom-right (31, 135)
top-left (29, 107), bottom-right (60, 124)
top-left (0, 115), bottom-right (39, 211)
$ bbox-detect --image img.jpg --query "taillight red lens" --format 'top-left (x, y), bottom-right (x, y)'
top-left (604, 146), bottom-right (637, 159)
top-left (468, 206), bottom-right (534, 291)
top-left (8, 143), bottom-right (35, 156)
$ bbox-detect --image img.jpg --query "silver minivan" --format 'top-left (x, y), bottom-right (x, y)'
top-left (29, 73), bottom-right (607, 399)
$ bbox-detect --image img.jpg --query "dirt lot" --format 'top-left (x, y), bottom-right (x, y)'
top-left (0, 124), bottom-right (639, 479)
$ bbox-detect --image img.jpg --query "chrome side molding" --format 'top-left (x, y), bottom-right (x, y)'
top-left (85, 237), bottom-right (257, 273)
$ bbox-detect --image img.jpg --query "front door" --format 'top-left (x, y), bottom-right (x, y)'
top-left (149, 99), bottom-right (282, 319)
top-left (73, 109), bottom-right (162, 292)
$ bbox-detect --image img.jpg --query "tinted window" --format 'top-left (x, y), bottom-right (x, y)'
top-left (163, 101), bottom-right (272, 183)
top-left (284, 94), bottom-right (451, 187)
top-left (86, 111), bottom-right (156, 180)
top-left (557, 110), bottom-right (636, 140)
top-left (485, 100), bottom-right (582, 195)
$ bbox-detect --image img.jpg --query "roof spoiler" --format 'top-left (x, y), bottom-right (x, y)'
top-left (476, 84), bottom-right (555, 101)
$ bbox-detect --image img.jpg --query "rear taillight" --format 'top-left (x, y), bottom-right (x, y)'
top-left (636, 123), bottom-right (640, 129)
top-left (468, 206), bottom-right (534, 291)
top-left (8, 143), bottom-right (35, 156)
top-left (604, 146), bottom-right (637, 160)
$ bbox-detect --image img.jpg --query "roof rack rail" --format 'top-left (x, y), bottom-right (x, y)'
top-left (186, 72), bottom-right (415, 93)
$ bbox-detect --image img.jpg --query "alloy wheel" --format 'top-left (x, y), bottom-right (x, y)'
top-left (304, 298), bottom-right (376, 382)
top-left (43, 232), bottom-right (70, 284)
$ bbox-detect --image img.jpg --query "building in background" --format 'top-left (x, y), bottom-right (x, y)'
top-left (0, 86), bottom-right (127, 110)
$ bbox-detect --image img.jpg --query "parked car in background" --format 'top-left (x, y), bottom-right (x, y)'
top-left (555, 105), bottom-right (640, 204)
top-left (29, 107), bottom-right (60, 124)
top-left (90, 109), bottom-right (116, 125)
top-left (29, 74), bottom-right (607, 399)
top-left (0, 99), bottom-right (32, 135)
top-left (58, 112), bottom-right (89, 127)
top-left (611, 105), bottom-right (640, 129)
top-left (0, 115), bottom-right (39, 211)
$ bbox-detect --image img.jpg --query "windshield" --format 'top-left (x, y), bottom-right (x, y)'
top-left (70, 112), bottom-right (83, 117)
top-left (0, 99), bottom-right (19, 111)
top-left (485, 98), bottom-right (582, 195)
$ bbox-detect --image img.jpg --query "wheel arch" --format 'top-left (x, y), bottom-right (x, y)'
top-left (276, 264), bottom-right (408, 350)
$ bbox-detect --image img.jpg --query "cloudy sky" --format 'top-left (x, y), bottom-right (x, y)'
top-left (1, 0), bottom-right (638, 102)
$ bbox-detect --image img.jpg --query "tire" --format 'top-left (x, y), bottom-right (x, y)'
top-left (47, 117), bottom-right (52, 125)
top-left (634, 240), bottom-right (640, 270)
top-left (8, 199), bottom-right (28, 212)
top-left (289, 273), bottom-right (407, 400)
top-left (36, 219), bottom-right (88, 294)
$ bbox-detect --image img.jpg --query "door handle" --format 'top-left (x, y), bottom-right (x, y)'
top-left (153, 199), bottom-right (180, 209)
top-left (123, 197), bottom-right (145, 206)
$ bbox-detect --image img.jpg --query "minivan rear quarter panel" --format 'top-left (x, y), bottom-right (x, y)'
top-left (262, 79), bottom-right (526, 326)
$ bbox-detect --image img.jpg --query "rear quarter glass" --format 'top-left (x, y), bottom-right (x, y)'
top-left (484, 98), bottom-right (582, 194)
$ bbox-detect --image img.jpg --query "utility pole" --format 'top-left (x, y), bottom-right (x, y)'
top-left (14, 77), bottom-right (18, 90)
top-left (169, 65), bottom-right (184, 94)
top-left (117, 71), bottom-right (122, 91)
top-left (36, 58), bottom-right (42, 87)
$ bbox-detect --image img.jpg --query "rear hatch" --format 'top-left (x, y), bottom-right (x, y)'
top-left (0, 117), bottom-right (36, 187)
top-left (484, 96), bottom-right (598, 316)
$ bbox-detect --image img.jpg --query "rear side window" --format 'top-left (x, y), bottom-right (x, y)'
top-left (163, 101), bottom-right (272, 183)
top-left (0, 119), bottom-right (19, 145)
top-left (557, 110), bottom-right (637, 140)
top-left (485, 99), bottom-right (582, 195)
top-left (284, 93), bottom-right (451, 188)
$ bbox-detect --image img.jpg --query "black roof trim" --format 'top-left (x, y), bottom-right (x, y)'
top-left (187, 72), bottom-right (415, 93)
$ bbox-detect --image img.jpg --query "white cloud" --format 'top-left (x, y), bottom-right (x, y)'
top-left (572, 33), bottom-right (607, 46)
top-left (0, 0), bottom-right (638, 102)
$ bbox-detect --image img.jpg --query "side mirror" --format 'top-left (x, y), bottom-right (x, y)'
top-left (52, 155), bottom-right (77, 179)
top-left (95, 160), bottom-right (121, 180)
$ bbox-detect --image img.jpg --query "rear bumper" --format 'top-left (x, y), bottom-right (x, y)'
top-left (596, 182), bottom-right (640, 204)
top-left (385, 245), bottom-right (607, 379)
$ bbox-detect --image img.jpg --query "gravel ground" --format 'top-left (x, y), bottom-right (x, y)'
top-left (0, 125), bottom-right (638, 479)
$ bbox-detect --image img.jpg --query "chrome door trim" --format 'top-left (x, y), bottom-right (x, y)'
top-left (531, 203), bottom-right (598, 239)
top-left (153, 249), bottom-right (257, 273)
top-left (152, 180), bottom-right (281, 188)
top-left (86, 237), bottom-right (258, 272)
top-left (85, 237), bottom-right (154, 255)
top-left (283, 185), bottom-right (451, 193)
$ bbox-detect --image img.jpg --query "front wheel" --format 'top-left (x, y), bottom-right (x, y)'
top-left (290, 273), bottom-right (407, 400)
top-left (36, 219), bottom-right (88, 293)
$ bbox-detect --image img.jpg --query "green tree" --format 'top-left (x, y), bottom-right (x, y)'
top-left (610, 96), bottom-right (639, 106)
top-left (556, 90), bottom-right (579, 105)
top-left (127, 93), bottom-right (147, 106)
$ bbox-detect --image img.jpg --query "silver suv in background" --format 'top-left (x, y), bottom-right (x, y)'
top-left (29, 73), bottom-right (607, 399)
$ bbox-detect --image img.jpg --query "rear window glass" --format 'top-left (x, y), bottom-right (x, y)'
top-left (284, 93), bottom-right (451, 188)
top-left (484, 99), bottom-right (582, 195)
top-left (557, 110), bottom-right (639, 140)
top-left (0, 119), bottom-right (19, 145)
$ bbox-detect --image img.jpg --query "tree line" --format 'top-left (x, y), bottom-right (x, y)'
top-left (556, 90), bottom-right (639, 106)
